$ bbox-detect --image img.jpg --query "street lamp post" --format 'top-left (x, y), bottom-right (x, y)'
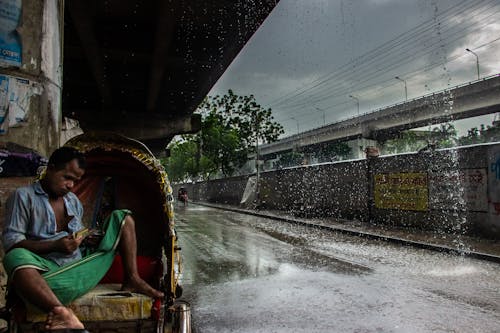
top-left (349, 94), bottom-right (363, 156)
top-left (349, 95), bottom-right (360, 118)
top-left (314, 107), bottom-right (326, 125)
top-left (395, 76), bottom-right (408, 101)
top-left (254, 119), bottom-right (260, 208)
top-left (290, 117), bottom-right (299, 134)
top-left (465, 48), bottom-right (480, 80)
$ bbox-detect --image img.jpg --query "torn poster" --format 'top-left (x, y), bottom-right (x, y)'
top-left (0, 74), bottom-right (41, 134)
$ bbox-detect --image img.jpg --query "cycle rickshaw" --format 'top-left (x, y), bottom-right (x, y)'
top-left (3, 132), bottom-right (190, 333)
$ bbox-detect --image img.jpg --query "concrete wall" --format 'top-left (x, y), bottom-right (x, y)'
top-left (259, 160), bottom-right (368, 219)
top-left (0, 0), bottom-right (64, 156)
top-left (185, 175), bottom-right (248, 204)
top-left (369, 145), bottom-right (488, 235)
top-left (175, 143), bottom-right (500, 239)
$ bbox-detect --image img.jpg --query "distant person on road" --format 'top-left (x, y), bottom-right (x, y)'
top-left (2, 147), bottom-right (163, 331)
top-left (178, 187), bottom-right (188, 206)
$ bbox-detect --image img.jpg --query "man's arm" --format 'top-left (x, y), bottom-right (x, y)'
top-left (11, 237), bottom-right (83, 255)
top-left (2, 190), bottom-right (30, 252)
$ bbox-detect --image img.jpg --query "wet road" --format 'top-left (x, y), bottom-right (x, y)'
top-left (175, 205), bottom-right (500, 333)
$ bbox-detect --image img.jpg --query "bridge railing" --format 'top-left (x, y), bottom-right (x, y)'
top-left (267, 73), bottom-right (500, 147)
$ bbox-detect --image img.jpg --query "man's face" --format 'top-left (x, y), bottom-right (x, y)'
top-left (45, 159), bottom-right (85, 197)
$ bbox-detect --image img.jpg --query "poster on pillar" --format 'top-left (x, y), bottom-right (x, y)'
top-left (0, 74), bottom-right (40, 134)
top-left (0, 0), bottom-right (22, 67)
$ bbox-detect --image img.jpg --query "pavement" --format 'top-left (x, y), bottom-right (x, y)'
top-left (190, 201), bottom-right (500, 264)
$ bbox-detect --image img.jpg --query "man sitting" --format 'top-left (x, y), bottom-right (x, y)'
top-left (2, 147), bottom-right (163, 331)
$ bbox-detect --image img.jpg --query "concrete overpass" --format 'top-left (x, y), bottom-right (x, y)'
top-left (260, 74), bottom-right (500, 158)
top-left (63, 0), bottom-right (280, 152)
top-left (1, 0), bottom-right (279, 156)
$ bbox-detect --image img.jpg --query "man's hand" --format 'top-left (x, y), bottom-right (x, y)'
top-left (54, 235), bottom-right (84, 254)
top-left (83, 233), bottom-right (103, 248)
top-left (12, 235), bottom-right (84, 255)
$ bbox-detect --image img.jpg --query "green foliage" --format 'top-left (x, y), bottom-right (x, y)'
top-left (162, 139), bottom-right (206, 182)
top-left (199, 112), bottom-right (248, 177)
top-left (432, 123), bottom-right (458, 148)
top-left (456, 123), bottom-right (500, 145)
top-left (380, 121), bottom-right (500, 155)
top-left (275, 151), bottom-right (304, 169)
top-left (384, 131), bottom-right (422, 154)
top-left (198, 90), bottom-right (284, 151)
top-left (164, 90), bottom-right (284, 180)
top-left (316, 142), bottom-right (351, 162)
top-left (384, 123), bottom-right (458, 154)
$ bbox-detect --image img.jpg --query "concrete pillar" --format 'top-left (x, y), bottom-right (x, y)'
top-left (0, 0), bottom-right (64, 157)
top-left (347, 138), bottom-right (379, 159)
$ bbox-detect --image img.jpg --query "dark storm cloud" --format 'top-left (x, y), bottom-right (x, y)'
top-left (210, 0), bottom-right (500, 136)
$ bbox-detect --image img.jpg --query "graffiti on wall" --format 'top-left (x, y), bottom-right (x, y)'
top-left (488, 146), bottom-right (500, 219)
top-left (374, 172), bottom-right (428, 211)
top-left (429, 169), bottom-right (487, 212)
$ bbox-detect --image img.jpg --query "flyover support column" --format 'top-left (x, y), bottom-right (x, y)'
top-left (351, 138), bottom-right (379, 159)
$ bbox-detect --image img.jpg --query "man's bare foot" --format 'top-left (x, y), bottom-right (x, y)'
top-left (45, 306), bottom-right (84, 330)
top-left (122, 276), bottom-right (164, 298)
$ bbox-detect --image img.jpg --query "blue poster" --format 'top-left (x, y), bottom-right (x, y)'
top-left (0, 0), bottom-right (22, 67)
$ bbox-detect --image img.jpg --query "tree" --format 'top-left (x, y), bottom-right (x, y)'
top-left (195, 90), bottom-right (284, 177)
top-left (275, 151), bottom-right (304, 169)
top-left (383, 123), bottom-right (458, 154)
top-left (316, 142), bottom-right (351, 162)
top-left (165, 90), bottom-right (284, 179)
top-left (199, 112), bottom-right (248, 177)
top-left (456, 123), bottom-right (500, 146)
top-left (384, 131), bottom-right (421, 154)
top-left (162, 139), bottom-right (203, 182)
top-left (163, 136), bottom-right (220, 182)
top-left (431, 123), bottom-right (458, 148)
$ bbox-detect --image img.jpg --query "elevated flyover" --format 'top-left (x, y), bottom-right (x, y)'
top-left (260, 74), bottom-right (500, 157)
top-left (62, 0), bottom-right (279, 152)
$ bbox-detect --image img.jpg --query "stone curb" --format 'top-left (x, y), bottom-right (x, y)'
top-left (190, 201), bottom-right (500, 264)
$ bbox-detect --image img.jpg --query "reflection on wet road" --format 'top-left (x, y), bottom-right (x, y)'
top-left (176, 205), bottom-right (500, 333)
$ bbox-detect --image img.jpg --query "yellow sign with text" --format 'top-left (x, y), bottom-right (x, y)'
top-left (374, 172), bottom-right (428, 211)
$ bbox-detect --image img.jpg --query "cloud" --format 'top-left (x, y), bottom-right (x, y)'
top-left (209, 0), bottom-right (500, 137)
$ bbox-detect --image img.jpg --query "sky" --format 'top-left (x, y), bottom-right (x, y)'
top-left (209, 0), bottom-right (500, 138)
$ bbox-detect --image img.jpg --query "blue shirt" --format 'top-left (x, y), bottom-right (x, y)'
top-left (2, 181), bottom-right (84, 266)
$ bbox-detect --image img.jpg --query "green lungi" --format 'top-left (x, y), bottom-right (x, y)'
top-left (3, 209), bottom-right (130, 305)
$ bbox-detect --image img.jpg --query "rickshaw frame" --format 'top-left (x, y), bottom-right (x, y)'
top-left (3, 132), bottom-right (190, 333)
